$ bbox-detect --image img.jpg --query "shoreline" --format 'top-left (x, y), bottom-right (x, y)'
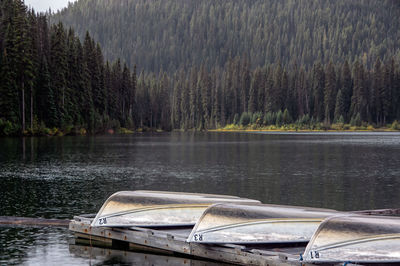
top-left (209, 128), bottom-right (399, 133)
top-left (2, 125), bottom-right (400, 138)
top-left (209, 123), bottom-right (400, 133)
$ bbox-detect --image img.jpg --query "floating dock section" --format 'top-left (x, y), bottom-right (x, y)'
top-left (69, 215), bottom-right (312, 266)
top-left (69, 191), bottom-right (400, 265)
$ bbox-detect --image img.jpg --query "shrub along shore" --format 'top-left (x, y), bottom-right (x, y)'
top-left (211, 111), bottom-right (400, 132)
top-left (213, 123), bottom-right (400, 133)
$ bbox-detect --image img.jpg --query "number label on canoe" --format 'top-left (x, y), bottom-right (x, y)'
top-left (309, 250), bottom-right (320, 259)
top-left (99, 218), bottom-right (107, 225)
top-left (194, 234), bottom-right (203, 241)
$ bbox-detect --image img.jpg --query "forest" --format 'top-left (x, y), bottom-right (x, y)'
top-left (0, 0), bottom-right (138, 135)
top-left (54, 0), bottom-right (400, 72)
top-left (0, 0), bottom-right (400, 136)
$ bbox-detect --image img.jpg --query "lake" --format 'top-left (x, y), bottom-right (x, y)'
top-left (1, 132), bottom-right (400, 265)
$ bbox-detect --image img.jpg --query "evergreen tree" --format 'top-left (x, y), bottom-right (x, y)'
top-left (171, 72), bottom-right (181, 129)
top-left (324, 61), bottom-right (337, 124)
top-left (312, 62), bottom-right (325, 121)
top-left (282, 109), bottom-right (292, 124)
top-left (159, 72), bottom-right (170, 130)
top-left (36, 56), bottom-right (57, 126)
top-left (50, 22), bottom-right (68, 127)
top-left (351, 60), bottom-right (368, 121)
top-left (0, 50), bottom-right (19, 124)
top-left (189, 66), bottom-right (198, 128)
top-left (340, 61), bottom-right (352, 120)
top-left (334, 89), bottom-right (346, 123)
top-left (200, 65), bottom-right (211, 128)
top-left (180, 71), bottom-right (189, 130)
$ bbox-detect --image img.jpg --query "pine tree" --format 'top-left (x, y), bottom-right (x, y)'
top-left (65, 28), bottom-right (79, 123)
top-left (180, 71), bottom-right (189, 130)
top-left (248, 75), bottom-right (257, 114)
top-left (200, 65), bottom-right (211, 129)
top-left (312, 62), bottom-right (325, 121)
top-left (264, 66), bottom-right (274, 113)
top-left (36, 56), bottom-right (57, 126)
top-left (282, 108), bottom-right (292, 124)
top-left (240, 56), bottom-right (250, 114)
top-left (324, 61), bottom-right (337, 124)
top-left (75, 39), bottom-right (89, 126)
top-left (189, 66), bottom-right (198, 128)
top-left (0, 50), bottom-right (19, 124)
top-left (171, 72), bottom-right (181, 129)
top-left (27, 10), bottom-right (39, 131)
top-left (272, 63), bottom-right (283, 112)
top-left (13, 0), bottom-right (34, 132)
top-left (296, 67), bottom-right (308, 118)
top-left (340, 61), bottom-right (352, 120)
top-left (334, 89), bottom-right (346, 123)
top-left (371, 58), bottom-right (382, 124)
top-left (129, 65), bottom-right (137, 128)
top-left (381, 61), bottom-right (392, 125)
top-left (50, 22), bottom-right (68, 127)
top-left (120, 64), bottom-right (131, 125)
top-left (159, 72), bottom-right (171, 130)
top-left (110, 59), bottom-right (122, 122)
top-left (252, 67), bottom-right (264, 113)
top-left (211, 68), bottom-right (220, 128)
top-left (391, 59), bottom-right (400, 120)
top-left (350, 60), bottom-right (368, 121)
top-left (95, 43), bottom-right (106, 115)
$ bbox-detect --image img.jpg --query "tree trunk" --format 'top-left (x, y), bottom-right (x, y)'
top-left (30, 87), bottom-right (33, 130)
top-left (22, 82), bottom-right (25, 133)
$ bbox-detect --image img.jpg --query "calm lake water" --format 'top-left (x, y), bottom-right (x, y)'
top-left (1, 132), bottom-right (400, 265)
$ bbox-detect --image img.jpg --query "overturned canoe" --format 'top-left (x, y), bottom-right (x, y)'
top-left (187, 203), bottom-right (340, 244)
top-left (91, 191), bottom-right (260, 227)
top-left (303, 215), bottom-right (400, 264)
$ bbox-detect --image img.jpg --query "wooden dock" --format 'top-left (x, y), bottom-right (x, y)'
top-left (69, 215), bottom-right (317, 266)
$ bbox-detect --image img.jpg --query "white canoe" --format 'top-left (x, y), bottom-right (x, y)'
top-left (303, 214), bottom-right (400, 264)
top-left (91, 191), bottom-right (260, 227)
top-left (187, 203), bottom-right (340, 244)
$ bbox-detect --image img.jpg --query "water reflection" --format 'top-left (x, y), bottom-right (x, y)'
top-left (1, 132), bottom-right (400, 264)
top-left (69, 243), bottom-right (228, 266)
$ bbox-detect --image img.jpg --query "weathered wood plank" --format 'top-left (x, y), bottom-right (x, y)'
top-left (0, 216), bottom-right (70, 227)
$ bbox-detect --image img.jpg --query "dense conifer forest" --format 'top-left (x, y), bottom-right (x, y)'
top-left (1, 0), bottom-right (400, 136)
top-left (0, 0), bottom-right (138, 135)
top-left (54, 0), bottom-right (400, 72)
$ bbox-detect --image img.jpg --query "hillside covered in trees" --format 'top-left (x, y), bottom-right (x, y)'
top-left (54, 0), bottom-right (400, 73)
top-left (0, 0), bottom-right (137, 135)
top-left (1, 0), bottom-right (400, 136)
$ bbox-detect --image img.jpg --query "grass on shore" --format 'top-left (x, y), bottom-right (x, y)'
top-left (211, 121), bottom-right (400, 132)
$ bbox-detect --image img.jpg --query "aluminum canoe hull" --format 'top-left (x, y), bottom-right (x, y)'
top-left (91, 191), bottom-right (260, 227)
top-left (303, 215), bottom-right (400, 264)
top-left (187, 203), bottom-right (340, 244)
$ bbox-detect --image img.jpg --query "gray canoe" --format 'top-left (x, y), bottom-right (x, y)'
top-left (303, 215), bottom-right (400, 264)
top-left (91, 191), bottom-right (260, 227)
top-left (187, 203), bottom-right (340, 244)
